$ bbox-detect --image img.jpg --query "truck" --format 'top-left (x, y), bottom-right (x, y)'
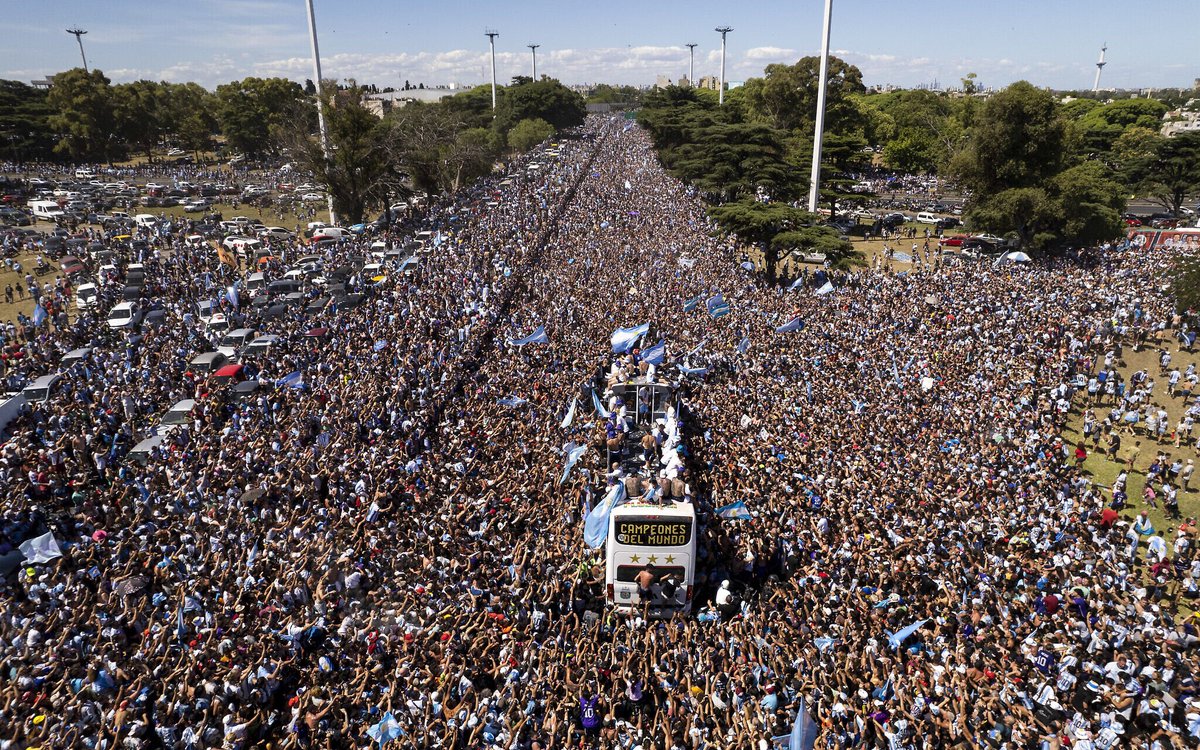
top-left (28, 200), bottom-right (64, 221)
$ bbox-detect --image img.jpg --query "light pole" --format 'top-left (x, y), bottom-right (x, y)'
top-left (304, 0), bottom-right (336, 225)
top-left (485, 30), bottom-right (500, 110)
top-left (685, 43), bottom-right (697, 86)
top-left (66, 28), bottom-right (89, 72)
top-left (528, 44), bottom-right (539, 80)
top-left (807, 0), bottom-right (833, 214)
top-left (715, 27), bottom-right (732, 105)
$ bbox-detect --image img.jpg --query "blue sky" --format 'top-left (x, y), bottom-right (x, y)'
top-left (3, 0), bottom-right (1197, 92)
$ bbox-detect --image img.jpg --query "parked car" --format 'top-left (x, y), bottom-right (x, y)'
top-left (939, 235), bottom-right (969, 248)
top-left (106, 301), bottom-right (143, 330)
top-left (935, 217), bottom-right (962, 230)
top-left (75, 282), bottom-right (99, 310)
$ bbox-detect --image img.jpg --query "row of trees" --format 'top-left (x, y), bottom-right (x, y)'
top-left (638, 56), bottom-right (1200, 279)
top-left (0, 68), bottom-right (588, 224)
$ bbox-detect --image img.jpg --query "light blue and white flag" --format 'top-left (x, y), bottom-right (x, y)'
top-left (886, 618), bottom-right (927, 650)
top-left (737, 337), bottom-right (751, 354)
top-left (374, 340), bottom-right (388, 351)
top-left (814, 281), bottom-right (835, 296)
top-left (683, 295), bottom-right (702, 312)
top-left (776, 317), bottom-right (805, 334)
top-left (276, 371), bottom-right (304, 389)
top-left (432, 231), bottom-right (445, 247)
top-left (498, 396), bottom-right (528, 408)
top-left (789, 699), bottom-right (819, 750)
top-left (679, 364), bottom-right (708, 376)
top-left (788, 277), bottom-right (805, 291)
top-left (31, 304), bottom-right (47, 327)
top-left (706, 294), bottom-right (731, 319)
top-left (226, 284), bottom-right (239, 308)
top-left (641, 339), bottom-right (666, 366)
top-left (611, 322), bottom-right (649, 353)
top-left (715, 501), bottom-right (751, 520)
top-left (584, 482), bottom-right (626, 548)
top-left (592, 390), bottom-right (611, 418)
top-left (509, 326), bottom-right (549, 346)
top-left (561, 397), bottom-right (578, 429)
top-left (366, 711), bottom-right (405, 746)
top-left (559, 444), bottom-right (588, 485)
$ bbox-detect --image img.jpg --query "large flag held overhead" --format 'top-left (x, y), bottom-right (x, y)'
top-left (887, 618), bottom-right (928, 650)
top-left (509, 326), bottom-right (549, 346)
top-left (584, 482), bottom-right (627, 548)
top-left (715, 501), bottom-right (751, 520)
top-left (559, 444), bottom-right (588, 485)
top-left (814, 281), bottom-right (835, 296)
top-left (561, 397), bottom-right (578, 429)
top-left (592, 390), bottom-right (612, 418)
top-left (276, 371), bottom-right (305, 389)
top-left (789, 699), bottom-right (819, 750)
top-left (497, 396), bottom-right (529, 408)
top-left (683, 295), bottom-right (703, 312)
top-left (611, 322), bottom-right (650, 353)
top-left (367, 711), bottom-right (405, 746)
top-left (31, 304), bottom-right (47, 327)
top-left (776, 317), bottom-right (806, 334)
top-left (706, 294), bottom-right (731, 319)
top-left (18, 532), bottom-right (62, 564)
top-left (641, 339), bottom-right (666, 366)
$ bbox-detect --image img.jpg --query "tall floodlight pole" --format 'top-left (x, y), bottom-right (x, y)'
top-left (528, 44), bottom-right (539, 80)
top-left (1092, 43), bottom-right (1107, 92)
top-left (486, 30), bottom-right (500, 110)
top-left (66, 28), bottom-right (89, 72)
top-left (685, 43), bottom-right (697, 85)
top-left (715, 27), bottom-right (732, 105)
top-left (304, 0), bottom-right (336, 225)
top-left (807, 0), bottom-right (833, 213)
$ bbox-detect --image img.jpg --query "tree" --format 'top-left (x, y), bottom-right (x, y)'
top-left (882, 131), bottom-right (939, 174)
top-left (1127, 132), bottom-right (1200, 217)
top-left (112, 80), bottom-right (167, 160)
top-left (163, 82), bottom-right (217, 155)
top-left (215, 77), bottom-right (308, 157)
top-left (507, 118), bottom-right (555, 152)
top-left (47, 68), bottom-right (116, 161)
top-left (951, 81), bottom-right (1067, 196)
top-left (443, 84), bottom-right (500, 130)
top-left (670, 122), bottom-right (801, 202)
top-left (742, 56), bottom-right (866, 134)
top-left (0, 80), bottom-right (56, 162)
top-left (1075, 98), bottom-right (1168, 155)
top-left (281, 85), bottom-right (399, 224)
top-left (709, 200), bottom-right (824, 283)
top-left (772, 226), bottom-right (859, 271)
top-left (493, 78), bottom-right (585, 136)
top-left (437, 127), bottom-right (497, 192)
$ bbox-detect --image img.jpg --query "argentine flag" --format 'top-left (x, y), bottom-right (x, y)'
top-left (509, 326), bottom-right (549, 346)
top-left (715, 501), bottom-right (751, 520)
top-left (611, 322), bottom-right (649, 353)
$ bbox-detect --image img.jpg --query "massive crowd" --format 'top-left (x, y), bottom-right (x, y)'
top-left (0, 115), bottom-right (1199, 750)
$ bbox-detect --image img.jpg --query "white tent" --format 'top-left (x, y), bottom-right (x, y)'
top-left (994, 250), bottom-right (1031, 266)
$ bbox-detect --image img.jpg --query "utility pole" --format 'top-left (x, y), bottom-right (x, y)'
top-left (685, 43), bottom-right (697, 86)
top-left (66, 28), bottom-right (89, 72)
top-left (714, 27), bottom-right (732, 105)
top-left (486, 30), bottom-right (500, 110)
top-left (807, 0), bottom-right (833, 214)
top-left (304, 0), bottom-right (336, 226)
top-left (528, 44), bottom-right (539, 80)
top-left (1093, 43), bottom-right (1107, 93)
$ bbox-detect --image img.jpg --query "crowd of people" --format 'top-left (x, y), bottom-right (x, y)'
top-left (1, 115), bottom-right (1199, 750)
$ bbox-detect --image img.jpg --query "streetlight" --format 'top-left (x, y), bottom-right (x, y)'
top-left (528, 44), bottom-right (540, 80)
top-left (807, 0), bottom-right (833, 214)
top-left (66, 28), bottom-right (89, 72)
top-left (715, 27), bottom-right (732, 105)
top-left (485, 30), bottom-right (500, 110)
top-left (304, 0), bottom-right (336, 225)
top-left (685, 43), bottom-right (697, 86)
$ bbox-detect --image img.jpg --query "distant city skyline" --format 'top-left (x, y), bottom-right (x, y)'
top-left (3, 0), bottom-right (1197, 92)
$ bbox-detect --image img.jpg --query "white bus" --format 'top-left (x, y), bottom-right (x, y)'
top-left (606, 499), bottom-right (697, 617)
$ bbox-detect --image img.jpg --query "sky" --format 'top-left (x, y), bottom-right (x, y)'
top-left (3, 0), bottom-right (1198, 93)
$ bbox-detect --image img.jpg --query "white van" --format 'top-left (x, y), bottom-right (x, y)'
top-left (74, 168), bottom-right (96, 180)
top-left (29, 200), bottom-right (64, 220)
top-left (311, 226), bottom-right (348, 240)
top-left (134, 214), bottom-right (159, 228)
top-left (916, 212), bottom-right (939, 224)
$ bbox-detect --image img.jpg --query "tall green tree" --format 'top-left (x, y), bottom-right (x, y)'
top-left (47, 68), bottom-right (116, 161)
top-left (493, 78), bottom-right (585, 136)
top-left (215, 77), bottom-right (307, 157)
top-left (670, 122), bottom-right (801, 202)
top-left (0, 80), bottom-right (56, 162)
top-left (112, 80), bottom-right (167, 160)
top-left (951, 81), bottom-right (1067, 196)
top-left (1126, 131), bottom-right (1200, 217)
top-left (741, 56), bottom-right (866, 134)
top-left (163, 82), bottom-right (217, 155)
top-left (708, 200), bottom-right (850, 282)
top-left (281, 86), bottom-right (400, 224)
top-left (1074, 98), bottom-right (1168, 156)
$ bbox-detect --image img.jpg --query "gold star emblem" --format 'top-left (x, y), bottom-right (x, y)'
top-left (647, 555), bottom-right (658, 564)
top-left (664, 555), bottom-right (676, 564)
top-left (630, 554), bottom-right (641, 563)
